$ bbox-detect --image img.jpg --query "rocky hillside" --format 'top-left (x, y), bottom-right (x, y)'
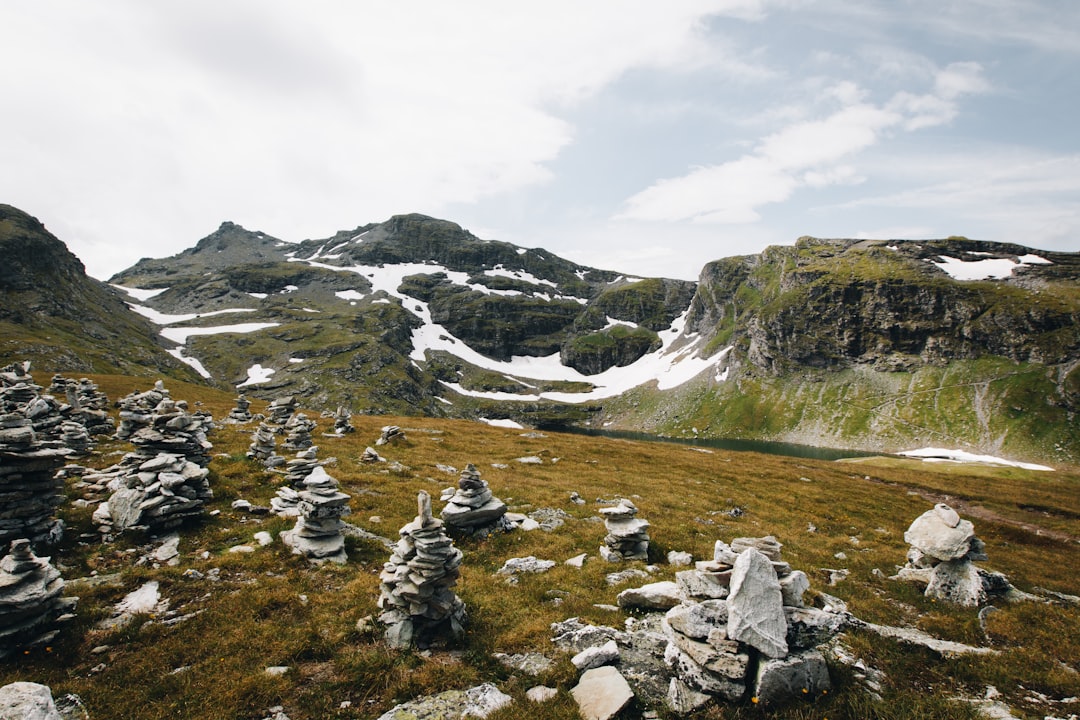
top-left (0, 204), bottom-right (201, 379)
top-left (602, 237), bottom-right (1079, 464)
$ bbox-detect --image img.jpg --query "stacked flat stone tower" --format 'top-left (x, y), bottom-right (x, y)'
top-left (0, 539), bottom-right (76, 658)
top-left (378, 492), bottom-right (467, 648)
top-left (281, 466), bottom-right (350, 564)
top-left (225, 394), bottom-right (254, 423)
top-left (440, 464), bottom-right (507, 533)
top-left (599, 499), bottom-right (650, 562)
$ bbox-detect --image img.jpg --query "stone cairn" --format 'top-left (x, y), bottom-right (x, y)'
top-left (280, 466), bottom-right (351, 564)
top-left (663, 536), bottom-right (843, 711)
top-left (331, 406), bottom-right (354, 435)
top-left (378, 491), bottom-right (467, 648)
top-left (599, 499), bottom-right (650, 562)
top-left (440, 464), bottom-right (508, 534)
top-left (266, 395), bottom-right (298, 428)
top-left (225, 394), bottom-right (254, 423)
top-left (0, 539), bottom-right (77, 659)
top-left (270, 447), bottom-right (321, 517)
top-left (281, 412), bottom-right (316, 452)
top-left (0, 364), bottom-right (69, 547)
top-left (48, 374), bottom-right (115, 438)
top-left (91, 388), bottom-right (214, 535)
top-left (114, 380), bottom-right (171, 440)
top-left (893, 503), bottom-right (1014, 606)
top-left (247, 422), bottom-right (285, 468)
top-left (375, 425), bottom-right (405, 446)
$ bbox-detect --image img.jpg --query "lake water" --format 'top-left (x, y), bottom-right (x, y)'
top-left (560, 427), bottom-right (882, 462)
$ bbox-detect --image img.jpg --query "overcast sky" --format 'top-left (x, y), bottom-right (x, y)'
top-left (2, 1), bottom-right (1078, 281)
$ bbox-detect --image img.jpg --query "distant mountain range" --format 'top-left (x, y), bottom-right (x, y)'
top-left (2, 203), bottom-right (1077, 464)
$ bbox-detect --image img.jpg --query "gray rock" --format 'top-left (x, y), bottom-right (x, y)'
top-left (667, 551), bottom-right (693, 566)
top-left (493, 652), bottom-right (554, 676)
top-left (904, 506), bottom-right (976, 561)
top-left (571, 666), bottom-right (634, 720)
top-left (572, 639), bottom-right (620, 671)
top-left (496, 556), bottom-right (556, 576)
top-left (779, 570), bottom-right (809, 607)
top-left (726, 548), bottom-right (788, 658)
top-left (926, 559), bottom-right (986, 606)
top-left (675, 569), bottom-right (729, 600)
top-left (526, 686), bottom-right (557, 703)
top-left (664, 600), bottom-right (728, 640)
top-left (663, 643), bottom-right (745, 700)
top-left (754, 649), bottom-right (831, 705)
top-left (666, 677), bottom-right (713, 713)
top-left (616, 581), bottom-right (681, 611)
top-left (375, 682), bottom-right (511, 720)
top-left (0, 681), bottom-right (62, 720)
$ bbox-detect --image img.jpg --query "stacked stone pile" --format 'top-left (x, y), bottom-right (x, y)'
top-left (225, 394), bottom-right (254, 423)
top-left (91, 389), bottom-right (214, 535)
top-left (893, 503), bottom-right (1014, 606)
top-left (48, 374), bottom-right (114, 437)
top-left (661, 536), bottom-right (843, 711)
top-left (331, 407), bottom-right (354, 435)
top-left (440, 464), bottom-right (508, 533)
top-left (599, 499), bottom-right (650, 562)
top-left (266, 396), bottom-right (297, 427)
top-left (376, 425), bottom-right (405, 446)
top-left (247, 422), bottom-right (285, 468)
top-left (58, 420), bottom-right (92, 456)
top-left (281, 466), bottom-right (351, 564)
top-left (0, 539), bottom-right (77, 658)
top-left (378, 491), bottom-right (467, 648)
top-left (0, 379), bottom-right (69, 547)
top-left (115, 381), bottom-right (170, 440)
top-left (281, 413), bottom-right (316, 451)
top-left (270, 447), bottom-right (320, 517)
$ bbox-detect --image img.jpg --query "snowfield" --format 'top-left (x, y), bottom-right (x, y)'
top-left (898, 447), bottom-right (1054, 471)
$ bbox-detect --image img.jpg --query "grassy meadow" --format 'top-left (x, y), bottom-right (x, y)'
top-left (2, 375), bottom-right (1078, 720)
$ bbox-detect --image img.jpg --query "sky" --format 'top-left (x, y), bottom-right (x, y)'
top-left (2, 1), bottom-right (1078, 282)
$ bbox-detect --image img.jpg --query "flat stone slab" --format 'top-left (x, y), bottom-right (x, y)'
top-left (726, 548), bottom-right (788, 658)
top-left (571, 666), bottom-right (634, 720)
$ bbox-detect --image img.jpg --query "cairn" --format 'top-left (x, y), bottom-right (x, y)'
top-left (115, 380), bottom-right (171, 440)
top-left (0, 539), bottom-right (77, 659)
top-left (92, 387), bottom-right (214, 535)
top-left (378, 492), bottom-right (467, 648)
top-left (0, 369), bottom-right (69, 547)
top-left (376, 425), bottom-right (405, 446)
top-left (440, 464), bottom-right (508, 533)
top-left (225, 394), bottom-right (254, 423)
top-left (281, 413), bottom-right (316, 452)
top-left (266, 396), bottom-right (297, 428)
top-left (599, 499), bottom-right (650, 562)
top-left (270, 447), bottom-right (320, 517)
top-left (332, 407), bottom-right (354, 435)
top-left (281, 466), bottom-right (351, 564)
top-left (58, 420), bottom-right (92, 457)
top-left (48, 374), bottom-right (114, 437)
top-left (247, 422), bottom-right (285, 468)
top-left (663, 536), bottom-right (843, 711)
top-left (893, 503), bottom-right (1014, 606)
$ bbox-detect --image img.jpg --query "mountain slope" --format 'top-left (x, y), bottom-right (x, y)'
top-left (0, 204), bottom-right (203, 379)
top-left (599, 237), bottom-right (1080, 464)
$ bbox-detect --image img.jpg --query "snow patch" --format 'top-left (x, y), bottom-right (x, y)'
top-left (932, 254), bottom-right (1052, 281)
top-left (288, 357), bottom-right (304, 364)
top-left (897, 447), bottom-right (1053, 472)
top-left (238, 364), bottom-right (276, 387)
top-left (160, 322), bottom-right (280, 344)
top-left (479, 418), bottom-right (525, 429)
top-left (484, 265), bottom-right (557, 288)
top-left (301, 307), bottom-right (320, 313)
top-left (128, 305), bottom-right (257, 325)
top-left (335, 290), bottom-right (365, 301)
top-left (111, 284), bottom-right (168, 301)
top-left (604, 316), bottom-right (638, 329)
top-left (167, 347), bottom-right (211, 379)
top-left (248, 292), bottom-right (268, 299)
top-left (282, 285), bottom-right (299, 293)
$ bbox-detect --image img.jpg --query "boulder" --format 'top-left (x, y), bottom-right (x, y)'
top-left (904, 506), bottom-right (976, 561)
top-left (726, 548), bottom-right (788, 658)
top-left (753, 649), bottom-right (831, 705)
top-left (0, 681), bottom-right (62, 720)
top-left (616, 581), bottom-right (681, 610)
top-left (571, 666), bottom-right (634, 720)
top-left (375, 682), bottom-right (510, 720)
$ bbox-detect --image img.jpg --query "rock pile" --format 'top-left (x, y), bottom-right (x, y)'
top-left (599, 499), bottom-right (650, 562)
top-left (281, 413), bottom-right (316, 451)
top-left (48, 374), bottom-right (114, 438)
top-left (58, 420), bottom-right (92, 456)
top-left (271, 447), bottom-right (321, 517)
top-left (378, 491), bottom-right (467, 648)
top-left (0, 370), bottom-right (69, 547)
top-left (115, 381), bottom-right (170, 440)
top-left (376, 425), bottom-right (405, 446)
top-left (332, 406), bottom-right (354, 435)
top-left (0, 539), bottom-right (77, 658)
top-left (280, 466), bottom-right (351, 564)
top-left (266, 396), bottom-right (297, 427)
top-left (440, 464), bottom-right (508, 533)
top-left (661, 536), bottom-right (842, 710)
top-left (225, 394), bottom-right (254, 423)
top-left (127, 398), bottom-right (213, 468)
top-left (893, 503), bottom-right (1014, 606)
top-left (247, 422), bottom-right (285, 468)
